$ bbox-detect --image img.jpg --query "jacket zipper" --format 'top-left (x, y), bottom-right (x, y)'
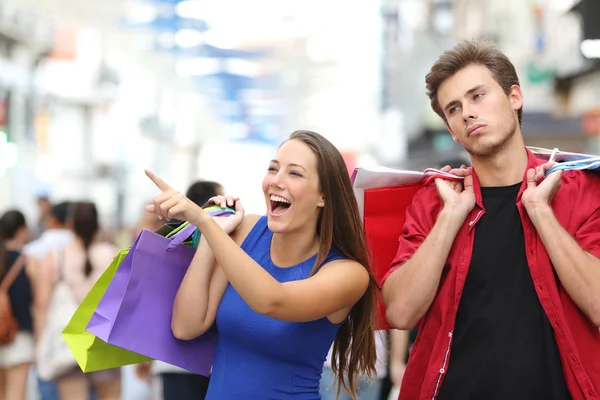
top-left (468, 209), bottom-right (484, 230)
top-left (431, 331), bottom-right (453, 399)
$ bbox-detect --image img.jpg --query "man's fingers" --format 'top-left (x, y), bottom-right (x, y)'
top-left (145, 169), bottom-right (171, 192)
top-left (463, 173), bottom-right (474, 189)
top-left (546, 169), bottom-right (564, 186)
top-left (449, 167), bottom-right (471, 177)
top-left (526, 168), bottom-right (537, 189)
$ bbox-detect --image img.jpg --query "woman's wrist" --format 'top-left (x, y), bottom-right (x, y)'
top-left (190, 207), bottom-right (210, 228)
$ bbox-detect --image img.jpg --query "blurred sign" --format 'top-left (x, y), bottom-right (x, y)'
top-left (0, 130), bottom-right (18, 178)
top-left (526, 60), bottom-right (555, 84)
top-left (35, 109), bottom-right (51, 152)
top-left (160, 43), bottom-right (267, 59)
top-left (580, 0), bottom-right (600, 40)
top-left (582, 107), bottom-right (600, 137)
top-left (49, 25), bottom-right (78, 60)
top-left (0, 98), bottom-right (8, 128)
top-left (121, 15), bottom-right (209, 32)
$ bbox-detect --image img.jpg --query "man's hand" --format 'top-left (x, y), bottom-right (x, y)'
top-left (522, 162), bottom-right (563, 221)
top-left (435, 164), bottom-right (475, 218)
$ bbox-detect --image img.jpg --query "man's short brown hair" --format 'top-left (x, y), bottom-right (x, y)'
top-left (425, 40), bottom-right (523, 125)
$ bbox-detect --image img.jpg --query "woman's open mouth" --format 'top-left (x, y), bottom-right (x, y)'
top-left (269, 195), bottom-right (291, 217)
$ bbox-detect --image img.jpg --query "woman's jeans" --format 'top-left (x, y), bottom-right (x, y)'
top-left (320, 367), bottom-right (382, 400)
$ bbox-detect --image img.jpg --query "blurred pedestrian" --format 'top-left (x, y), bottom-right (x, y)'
top-left (0, 210), bottom-right (33, 400)
top-left (31, 202), bottom-right (121, 400)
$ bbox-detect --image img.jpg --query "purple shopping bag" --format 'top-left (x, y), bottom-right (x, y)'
top-left (86, 224), bottom-right (217, 376)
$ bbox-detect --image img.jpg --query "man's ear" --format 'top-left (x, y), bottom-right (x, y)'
top-left (509, 84), bottom-right (523, 115)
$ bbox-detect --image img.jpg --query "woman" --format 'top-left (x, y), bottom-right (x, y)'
top-left (146, 130), bottom-right (378, 399)
top-left (33, 202), bottom-right (121, 400)
top-left (0, 210), bottom-right (33, 400)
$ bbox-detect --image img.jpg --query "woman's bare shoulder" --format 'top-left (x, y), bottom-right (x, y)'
top-left (231, 214), bottom-right (263, 245)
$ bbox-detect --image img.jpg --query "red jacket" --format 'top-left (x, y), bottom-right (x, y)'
top-left (384, 148), bottom-right (600, 400)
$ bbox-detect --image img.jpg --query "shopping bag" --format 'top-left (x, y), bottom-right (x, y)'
top-left (86, 224), bottom-right (217, 377)
top-left (528, 146), bottom-right (600, 175)
top-left (352, 166), bottom-right (461, 330)
top-left (62, 249), bottom-right (152, 372)
top-left (528, 146), bottom-right (599, 163)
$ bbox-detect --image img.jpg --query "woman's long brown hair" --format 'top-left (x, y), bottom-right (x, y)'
top-left (72, 202), bottom-right (100, 277)
top-left (287, 130), bottom-right (377, 399)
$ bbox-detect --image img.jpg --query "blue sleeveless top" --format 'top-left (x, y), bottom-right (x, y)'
top-left (205, 216), bottom-right (346, 400)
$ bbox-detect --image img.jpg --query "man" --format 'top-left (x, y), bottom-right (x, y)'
top-left (31, 189), bottom-right (53, 240)
top-left (24, 201), bottom-right (74, 264)
top-left (185, 181), bottom-right (224, 207)
top-left (382, 40), bottom-right (600, 400)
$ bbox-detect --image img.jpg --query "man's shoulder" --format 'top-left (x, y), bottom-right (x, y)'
top-left (412, 182), bottom-right (443, 210)
top-left (400, 182), bottom-right (443, 231)
top-left (560, 169), bottom-right (600, 193)
top-left (23, 230), bottom-right (75, 260)
top-left (554, 170), bottom-right (600, 218)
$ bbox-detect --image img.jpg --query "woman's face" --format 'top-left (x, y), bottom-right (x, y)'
top-left (261, 139), bottom-right (324, 233)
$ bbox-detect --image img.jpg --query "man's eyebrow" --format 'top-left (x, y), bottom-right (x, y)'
top-left (465, 84), bottom-right (484, 96)
top-left (443, 85), bottom-right (485, 111)
top-left (444, 99), bottom-right (460, 112)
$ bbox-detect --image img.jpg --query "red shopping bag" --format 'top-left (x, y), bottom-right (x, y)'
top-left (352, 167), bottom-right (461, 330)
top-left (364, 184), bottom-right (421, 330)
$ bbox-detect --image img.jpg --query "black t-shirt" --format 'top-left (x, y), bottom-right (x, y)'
top-left (437, 183), bottom-right (571, 400)
top-left (1, 250), bottom-right (33, 332)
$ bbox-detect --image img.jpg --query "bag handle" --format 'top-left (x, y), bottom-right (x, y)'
top-left (0, 255), bottom-right (26, 292)
top-left (166, 222), bottom-right (190, 238)
top-left (164, 206), bottom-right (236, 251)
top-left (420, 168), bottom-right (464, 185)
top-left (167, 224), bottom-right (198, 251)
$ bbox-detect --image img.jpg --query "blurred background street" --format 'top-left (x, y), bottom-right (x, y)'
top-left (0, 0), bottom-right (598, 399)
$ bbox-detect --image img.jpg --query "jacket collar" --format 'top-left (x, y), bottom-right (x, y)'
top-left (470, 146), bottom-right (545, 209)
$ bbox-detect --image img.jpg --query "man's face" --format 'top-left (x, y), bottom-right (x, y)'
top-left (37, 197), bottom-right (52, 215)
top-left (43, 214), bottom-right (57, 230)
top-left (437, 64), bottom-right (523, 158)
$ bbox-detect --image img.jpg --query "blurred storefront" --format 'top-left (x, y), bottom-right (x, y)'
top-left (553, 0), bottom-right (600, 155)
top-left (0, 6), bottom-right (53, 217)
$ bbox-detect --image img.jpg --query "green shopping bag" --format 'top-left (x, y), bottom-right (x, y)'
top-left (61, 249), bottom-right (152, 372)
